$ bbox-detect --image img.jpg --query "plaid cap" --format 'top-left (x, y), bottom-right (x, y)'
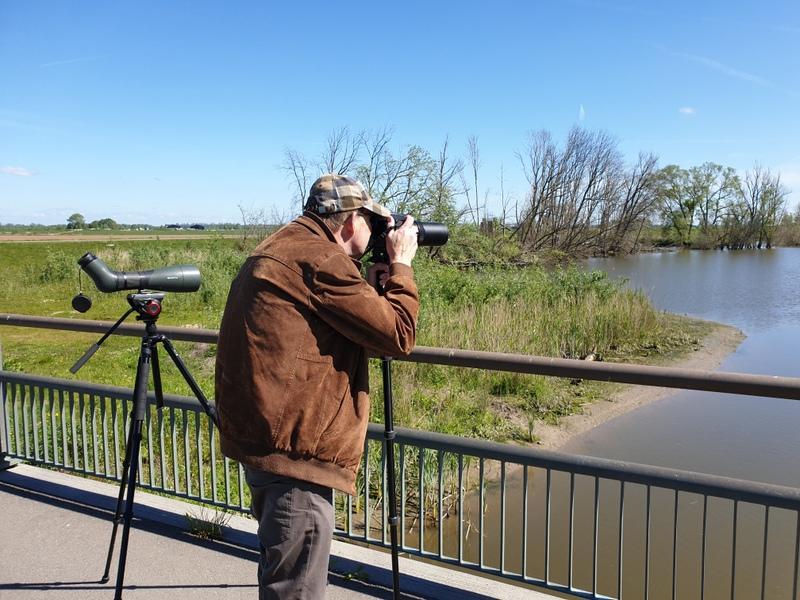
top-left (305, 173), bottom-right (391, 218)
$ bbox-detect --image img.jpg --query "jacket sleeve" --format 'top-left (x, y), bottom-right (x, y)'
top-left (309, 253), bottom-right (419, 357)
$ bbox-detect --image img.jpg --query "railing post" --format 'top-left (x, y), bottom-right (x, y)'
top-left (0, 340), bottom-right (14, 470)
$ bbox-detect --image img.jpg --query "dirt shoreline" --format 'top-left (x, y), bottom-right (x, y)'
top-left (533, 322), bottom-right (746, 450)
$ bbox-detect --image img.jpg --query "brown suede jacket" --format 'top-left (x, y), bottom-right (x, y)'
top-left (214, 212), bottom-right (419, 495)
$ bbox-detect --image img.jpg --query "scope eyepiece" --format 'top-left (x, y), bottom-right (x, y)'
top-left (78, 252), bottom-right (201, 293)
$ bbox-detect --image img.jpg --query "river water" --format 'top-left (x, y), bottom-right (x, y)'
top-left (418, 249), bottom-right (800, 599)
top-left (569, 248), bottom-right (800, 487)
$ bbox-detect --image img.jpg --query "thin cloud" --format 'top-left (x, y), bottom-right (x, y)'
top-left (679, 107), bottom-right (696, 116)
top-left (578, 104), bottom-right (586, 121)
top-left (1, 166), bottom-right (35, 177)
top-left (674, 52), bottom-right (773, 88)
top-left (40, 56), bottom-right (100, 69)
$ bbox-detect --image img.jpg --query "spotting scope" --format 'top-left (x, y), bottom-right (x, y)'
top-left (77, 252), bottom-right (201, 293)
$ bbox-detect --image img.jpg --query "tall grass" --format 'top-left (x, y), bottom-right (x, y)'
top-left (1, 237), bottom-right (706, 522)
top-left (0, 238), bottom-right (702, 442)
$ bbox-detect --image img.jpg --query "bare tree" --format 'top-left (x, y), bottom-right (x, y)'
top-left (320, 126), bottom-right (363, 175)
top-left (515, 126), bottom-right (630, 255)
top-left (496, 163), bottom-right (515, 230)
top-left (237, 204), bottom-right (272, 249)
top-left (604, 153), bottom-right (660, 254)
top-left (356, 126), bottom-right (396, 198)
top-left (462, 136), bottom-right (482, 226)
top-left (282, 148), bottom-right (311, 214)
top-left (426, 136), bottom-right (464, 224)
top-left (741, 166), bottom-right (788, 248)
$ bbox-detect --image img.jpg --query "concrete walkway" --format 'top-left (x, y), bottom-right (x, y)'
top-left (0, 463), bottom-right (563, 599)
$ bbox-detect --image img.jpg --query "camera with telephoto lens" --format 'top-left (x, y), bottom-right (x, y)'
top-left (369, 213), bottom-right (449, 264)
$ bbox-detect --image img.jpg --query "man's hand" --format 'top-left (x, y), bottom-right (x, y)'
top-left (386, 215), bottom-right (418, 266)
top-left (367, 263), bottom-right (390, 289)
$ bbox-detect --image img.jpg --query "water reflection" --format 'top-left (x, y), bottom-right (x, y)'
top-left (397, 249), bottom-right (800, 597)
top-left (574, 248), bottom-right (800, 486)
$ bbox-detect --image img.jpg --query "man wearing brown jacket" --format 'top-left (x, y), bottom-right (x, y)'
top-left (215, 173), bottom-right (419, 599)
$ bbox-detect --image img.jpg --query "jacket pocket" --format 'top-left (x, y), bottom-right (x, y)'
top-left (271, 351), bottom-right (347, 457)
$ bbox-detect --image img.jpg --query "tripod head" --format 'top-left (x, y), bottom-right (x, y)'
top-left (70, 292), bottom-right (168, 374)
top-left (128, 292), bottom-right (165, 321)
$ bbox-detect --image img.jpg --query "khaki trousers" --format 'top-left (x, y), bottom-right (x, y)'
top-left (245, 466), bottom-right (334, 600)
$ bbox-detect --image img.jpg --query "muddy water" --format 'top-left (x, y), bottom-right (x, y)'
top-left (404, 249), bottom-right (800, 598)
top-left (563, 248), bottom-right (800, 598)
top-left (571, 248), bottom-right (800, 487)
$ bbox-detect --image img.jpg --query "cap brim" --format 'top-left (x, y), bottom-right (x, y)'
top-left (362, 199), bottom-right (391, 218)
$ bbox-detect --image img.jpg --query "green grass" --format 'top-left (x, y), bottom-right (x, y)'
top-left (0, 238), bottom-right (705, 444)
top-left (0, 236), bottom-right (714, 520)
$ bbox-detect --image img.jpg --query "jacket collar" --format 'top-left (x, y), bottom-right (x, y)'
top-left (297, 211), bottom-right (338, 243)
top-left (296, 211), bottom-right (363, 268)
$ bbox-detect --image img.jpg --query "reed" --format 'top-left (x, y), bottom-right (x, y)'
top-left (0, 237), bottom-right (707, 521)
top-left (0, 238), bottom-right (702, 442)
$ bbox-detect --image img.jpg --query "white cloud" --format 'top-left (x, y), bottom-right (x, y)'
top-left (679, 107), bottom-right (696, 115)
top-left (579, 104), bottom-right (586, 121)
top-left (1, 166), bottom-right (35, 177)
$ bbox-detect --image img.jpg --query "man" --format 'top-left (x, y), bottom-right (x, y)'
top-left (215, 173), bottom-right (419, 599)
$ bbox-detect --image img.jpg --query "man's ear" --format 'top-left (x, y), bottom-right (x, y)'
top-left (341, 212), bottom-right (357, 239)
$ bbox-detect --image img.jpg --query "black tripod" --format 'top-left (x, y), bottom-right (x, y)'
top-left (369, 268), bottom-right (403, 600)
top-left (380, 355), bottom-right (402, 600)
top-left (71, 292), bottom-right (219, 600)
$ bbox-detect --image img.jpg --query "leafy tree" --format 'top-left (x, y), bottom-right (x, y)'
top-left (87, 218), bottom-right (119, 230)
top-left (732, 166), bottom-right (788, 249)
top-left (655, 165), bottom-right (698, 246)
top-left (66, 213), bottom-right (85, 229)
top-left (688, 163), bottom-right (738, 248)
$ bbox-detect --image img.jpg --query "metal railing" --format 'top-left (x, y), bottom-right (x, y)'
top-left (3, 313), bottom-right (800, 598)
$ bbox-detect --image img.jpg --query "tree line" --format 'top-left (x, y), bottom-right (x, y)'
top-left (62, 213), bottom-right (243, 231)
top-left (283, 126), bottom-right (792, 259)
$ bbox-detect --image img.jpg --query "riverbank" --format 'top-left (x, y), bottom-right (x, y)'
top-left (533, 321), bottom-right (745, 449)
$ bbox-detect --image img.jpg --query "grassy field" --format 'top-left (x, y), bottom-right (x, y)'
top-left (0, 237), bottom-right (706, 443)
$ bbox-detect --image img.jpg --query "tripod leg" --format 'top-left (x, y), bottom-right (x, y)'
top-left (151, 346), bottom-right (165, 410)
top-left (101, 355), bottom-right (145, 583)
top-left (381, 357), bottom-right (402, 600)
top-left (106, 337), bottom-right (152, 599)
top-left (114, 417), bottom-right (144, 600)
top-left (160, 337), bottom-right (219, 429)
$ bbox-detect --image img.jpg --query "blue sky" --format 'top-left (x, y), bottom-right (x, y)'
top-left (1, 1), bottom-right (798, 225)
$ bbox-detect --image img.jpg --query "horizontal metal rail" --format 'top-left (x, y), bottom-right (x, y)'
top-left (4, 312), bottom-right (800, 400)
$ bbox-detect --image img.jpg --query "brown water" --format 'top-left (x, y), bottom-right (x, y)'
top-left (562, 248), bottom-right (800, 598)
top-left (572, 248), bottom-right (800, 487)
top-left (399, 249), bottom-right (800, 598)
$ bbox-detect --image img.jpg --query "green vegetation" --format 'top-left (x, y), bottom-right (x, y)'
top-left (0, 235), bottom-right (712, 524)
top-left (185, 507), bottom-right (232, 540)
top-left (656, 163), bottom-right (789, 250)
top-left (0, 236), bottom-right (704, 443)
